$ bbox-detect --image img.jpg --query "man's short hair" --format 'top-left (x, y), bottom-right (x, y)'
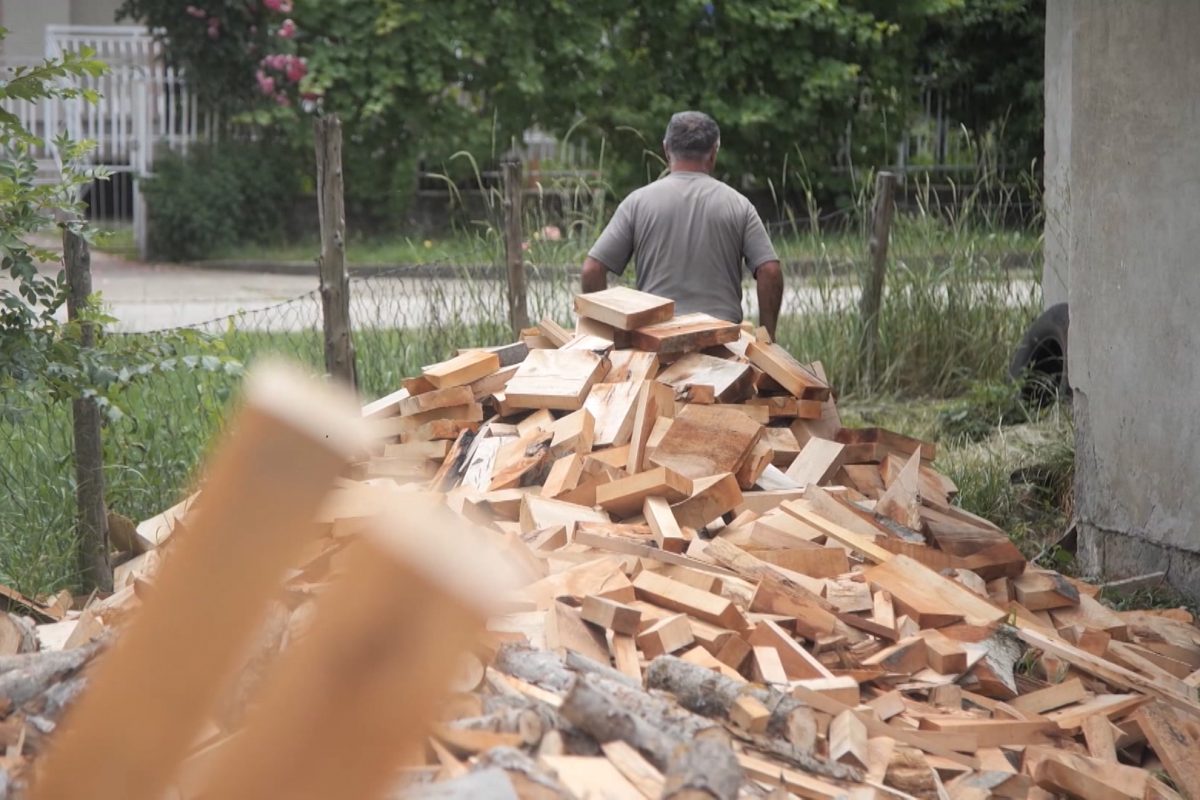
top-left (663, 111), bottom-right (720, 161)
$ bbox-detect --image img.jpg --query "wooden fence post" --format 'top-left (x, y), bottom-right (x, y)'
top-left (502, 159), bottom-right (530, 336)
top-left (64, 227), bottom-right (112, 593)
top-left (314, 114), bottom-right (357, 390)
top-left (858, 171), bottom-right (897, 391)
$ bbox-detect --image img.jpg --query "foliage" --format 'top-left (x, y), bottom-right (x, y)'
top-left (918, 0), bottom-right (1045, 169)
top-left (142, 139), bottom-right (305, 261)
top-left (118, 0), bottom-right (1006, 211)
top-left (0, 41), bottom-right (106, 338)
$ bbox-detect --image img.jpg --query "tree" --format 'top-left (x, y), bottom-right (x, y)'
top-left (918, 0), bottom-right (1045, 171)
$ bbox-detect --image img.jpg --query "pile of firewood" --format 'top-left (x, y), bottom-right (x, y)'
top-left (2, 286), bottom-right (1199, 800)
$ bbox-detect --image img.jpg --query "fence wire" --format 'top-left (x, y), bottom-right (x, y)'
top-left (0, 240), bottom-right (1040, 595)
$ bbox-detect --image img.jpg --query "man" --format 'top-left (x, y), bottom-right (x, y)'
top-left (581, 111), bottom-right (784, 339)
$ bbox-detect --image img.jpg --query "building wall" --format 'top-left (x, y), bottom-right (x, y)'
top-left (0, 0), bottom-right (123, 60)
top-left (1047, 0), bottom-right (1200, 594)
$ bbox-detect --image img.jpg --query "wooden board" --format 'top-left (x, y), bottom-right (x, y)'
top-left (863, 554), bottom-right (1006, 628)
top-left (1134, 702), bottom-right (1200, 797)
top-left (583, 381), bottom-right (643, 448)
top-left (26, 364), bottom-right (372, 800)
top-left (747, 395), bottom-right (823, 420)
top-left (422, 350), bottom-right (500, 389)
top-left (595, 467), bottom-right (693, 518)
top-left (745, 341), bottom-right (830, 400)
top-left (784, 437), bottom-right (845, 487)
top-left (630, 312), bottom-right (741, 355)
top-left (656, 353), bottom-right (753, 404)
top-left (834, 427), bottom-right (936, 462)
top-left (643, 496), bottom-right (688, 553)
top-left (626, 380), bottom-right (674, 474)
top-left (632, 570), bottom-right (747, 631)
top-left (760, 426), bottom-right (802, 468)
top-left (505, 350), bottom-right (607, 411)
top-left (671, 473), bottom-right (743, 530)
top-left (574, 286), bottom-right (675, 331)
top-left (648, 405), bottom-right (762, 480)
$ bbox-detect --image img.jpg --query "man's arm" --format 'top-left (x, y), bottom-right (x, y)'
top-left (581, 256), bottom-right (609, 293)
top-left (582, 199), bottom-right (635, 293)
top-left (755, 260), bottom-right (783, 341)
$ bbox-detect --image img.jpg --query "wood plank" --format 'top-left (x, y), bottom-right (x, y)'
top-left (792, 676), bottom-right (859, 707)
top-left (630, 312), bottom-right (740, 355)
top-left (784, 437), bottom-right (845, 487)
top-left (750, 546), bottom-right (848, 579)
top-left (540, 756), bottom-right (645, 800)
top-left (656, 353), bottom-right (753, 404)
top-left (602, 349), bottom-right (659, 382)
top-left (1081, 714), bottom-right (1119, 763)
top-left (730, 694), bottom-right (771, 734)
top-left (611, 634), bottom-right (642, 683)
top-left (649, 404), bottom-right (762, 480)
top-left (643, 496), bottom-right (688, 553)
top-left (506, 349), bottom-right (607, 411)
top-left (760, 426), bottom-right (802, 468)
top-left (519, 494), bottom-right (610, 535)
top-left (574, 286), bottom-right (675, 331)
top-left (596, 466), bottom-right (692, 518)
top-left (581, 595), bottom-right (642, 636)
top-left (829, 709), bottom-right (869, 769)
top-left (396, 385), bottom-right (475, 417)
top-left (601, 740), bottom-right (664, 799)
top-left (1134, 702), bottom-right (1200, 798)
top-left (583, 381), bottom-right (645, 450)
top-left (632, 570), bottom-right (747, 631)
top-left (745, 341), bottom-right (830, 400)
top-left (549, 407), bottom-right (595, 456)
top-left (1013, 570), bottom-right (1080, 611)
top-left (751, 645), bottom-right (789, 686)
top-left (422, 350), bottom-right (500, 389)
top-left (1024, 745), bottom-right (1147, 800)
top-left (835, 427), bottom-right (935, 461)
top-left (919, 717), bottom-right (1055, 748)
top-left (626, 380), bottom-right (674, 473)
top-left (747, 395), bottom-right (823, 420)
top-left (1010, 677), bottom-right (1087, 714)
top-left (635, 613), bottom-right (694, 658)
top-left (671, 473), bottom-right (744, 530)
top-left (780, 501), bottom-right (893, 565)
top-left (864, 554), bottom-right (1005, 628)
top-left (27, 364), bottom-right (371, 800)
top-left (747, 619), bottom-right (833, 680)
top-left (537, 317), bottom-right (573, 347)
top-left (874, 449), bottom-right (922, 530)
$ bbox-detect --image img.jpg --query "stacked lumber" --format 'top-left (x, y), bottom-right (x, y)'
top-left (2, 287), bottom-right (1199, 800)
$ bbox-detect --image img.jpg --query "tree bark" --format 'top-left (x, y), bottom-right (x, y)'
top-left (64, 228), bottom-right (112, 592)
top-left (858, 170), bottom-right (896, 390)
top-left (645, 656), bottom-right (863, 783)
top-left (314, 114), bottom-right (357, 389)
top-left (0, 640), bottom-right (101, 707)
top-left (662, 728), bottom-right (743, 800)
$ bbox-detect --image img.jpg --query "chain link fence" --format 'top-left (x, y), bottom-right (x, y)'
top-left (0, 234), bottom-right (1039, 595)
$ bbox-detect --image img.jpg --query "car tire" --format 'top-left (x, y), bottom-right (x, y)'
top-left (1010, 303), bottom-right (1069, 404)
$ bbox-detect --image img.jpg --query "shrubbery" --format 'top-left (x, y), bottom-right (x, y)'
top-left (143, 140), bottom-right (304, 261)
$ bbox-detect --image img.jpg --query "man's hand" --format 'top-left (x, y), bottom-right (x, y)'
top-left (581, 256), bottom-right (609, 293)
top-left (755, 260), bottom-right (783, 341)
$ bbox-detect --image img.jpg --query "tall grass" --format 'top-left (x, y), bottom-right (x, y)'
top-left (2, 138), bottom-right (1047, 596)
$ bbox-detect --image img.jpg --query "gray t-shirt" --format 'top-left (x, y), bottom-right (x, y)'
top-left (587, 171), bottom-right (778, 323)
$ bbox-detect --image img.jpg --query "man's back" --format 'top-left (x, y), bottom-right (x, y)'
top-left (587, 171), bottom-right (777, 323)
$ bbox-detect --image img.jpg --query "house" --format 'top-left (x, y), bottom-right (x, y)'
top-left (0, 0), bottom-right (207, 257)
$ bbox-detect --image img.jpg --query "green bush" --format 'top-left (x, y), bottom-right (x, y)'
top-left (143, 140), bottom-right (303, 261)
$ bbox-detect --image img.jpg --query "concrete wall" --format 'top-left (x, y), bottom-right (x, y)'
top-left (0, 0), bottom-right (123, 59)
top-left (1047, 0), bottom-right (1200, 595)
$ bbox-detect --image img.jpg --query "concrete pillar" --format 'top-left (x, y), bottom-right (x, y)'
top-left (1049, 0), bottom-right (1200, 596)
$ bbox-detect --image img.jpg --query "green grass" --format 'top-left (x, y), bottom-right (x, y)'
top-left (199, 225), bottom-right (1041, 272)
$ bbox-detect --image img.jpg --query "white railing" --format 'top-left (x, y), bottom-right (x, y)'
top-left (0, 25), bottom-right (212, 255)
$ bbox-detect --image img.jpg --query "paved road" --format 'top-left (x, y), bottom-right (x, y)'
top-left (3, 242), bottom-right (1036, 333)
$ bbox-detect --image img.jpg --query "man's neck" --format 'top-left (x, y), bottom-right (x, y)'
top-left (669, 160), bottom-right (711, 174)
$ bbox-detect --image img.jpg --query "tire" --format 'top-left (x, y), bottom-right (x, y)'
top-left (1009, 303), bottom-right (1069, 405)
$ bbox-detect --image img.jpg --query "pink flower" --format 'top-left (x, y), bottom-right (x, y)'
top-left (284, 55), bottom-right (307, 83)
top-left (279, 0), bottom-right (294, 12)
top-left (262, 53), bottom-right (288, 71)
top-left (186, 5), bottom-right (207, 18)
top-left (541, 225), bottom-right (562, 241)
top-left (277, 18), bottom-right (296, 39)
top-left (274, 91), bottom-right (291, 107)
top-left (207, 17), bottom-right (221, 39)
top-left (263, 0), bottom-right (281, 10)
top-left (255, 69), bottom-right (275, 95)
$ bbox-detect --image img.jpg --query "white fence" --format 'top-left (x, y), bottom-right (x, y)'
top-left (1, 25), bottom-right (211, 255)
